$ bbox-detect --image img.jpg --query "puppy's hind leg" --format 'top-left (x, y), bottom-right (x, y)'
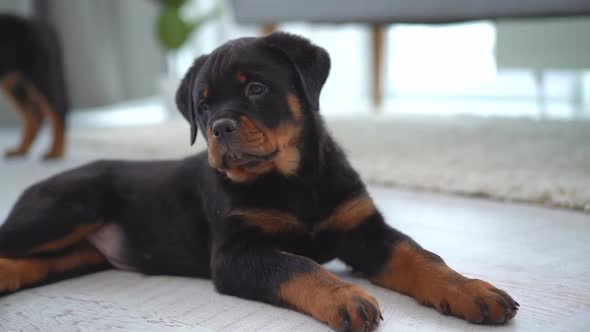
top-left (0, 241), bottom-right (107, 295)
top-left (0, 163), bottom-right (111, 258)
top-left (33, 20), bottom-right (69, 161)
top-left (0, 164), bottom-right (114, 293)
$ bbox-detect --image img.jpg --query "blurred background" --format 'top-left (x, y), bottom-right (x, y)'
top-left (2, 0), bottom-right (590, 121)
top-left (1, 0), bottom-right (589, 212)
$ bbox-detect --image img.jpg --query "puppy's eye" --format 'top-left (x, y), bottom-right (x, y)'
top-left (245, 82), bottom-right (267, 97)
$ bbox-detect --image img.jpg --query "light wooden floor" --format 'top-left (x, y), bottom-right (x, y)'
top-left (0, 132), bottom-right (589, 331)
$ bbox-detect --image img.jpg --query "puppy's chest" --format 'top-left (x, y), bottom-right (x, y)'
top-left (230, 189), bottom-right (374, 239)
top-left (230, 193), bottom-right (320, 237)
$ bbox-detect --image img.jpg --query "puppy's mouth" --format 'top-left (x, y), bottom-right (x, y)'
top-left (222, 149), bottom-right (278, 169)
top-left (207, 115), bottom-right (280, 171)
top-left (206, 115), bottom-right (301, 181)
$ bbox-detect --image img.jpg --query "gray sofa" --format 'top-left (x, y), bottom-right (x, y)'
top-left (232, 0), bottom-right (590, 24)
top-left (231, 0), bottom-right (590, 107)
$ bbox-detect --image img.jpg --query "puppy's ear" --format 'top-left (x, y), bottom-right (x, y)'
top-left (176, 55), bottom-right (208, 145)
top-left (263, 32), bottom-right (331, 112)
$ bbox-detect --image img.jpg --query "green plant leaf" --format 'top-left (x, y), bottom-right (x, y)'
top-left (159, 0), bottom-right (187, 9)
top-left (155, 1), bottom-right (224, 50)
top-left (156, 9), bottom-right (191, 50)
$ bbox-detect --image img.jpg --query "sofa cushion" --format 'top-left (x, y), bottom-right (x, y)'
top-left (232, 0), bottom-right (590, 24)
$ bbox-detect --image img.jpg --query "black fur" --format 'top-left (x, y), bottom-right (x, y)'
top-left (0, 30), bottom-right (392, 298)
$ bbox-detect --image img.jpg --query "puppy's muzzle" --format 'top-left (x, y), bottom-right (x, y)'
top-left (211, 118), bottom-right (239, 143)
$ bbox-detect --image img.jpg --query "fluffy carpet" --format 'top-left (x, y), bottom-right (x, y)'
top-left (71, 114), bottom-right (590, 211)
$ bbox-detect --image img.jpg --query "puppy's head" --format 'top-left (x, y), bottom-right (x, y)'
top-left (176, 33), bottom-right (330, 182)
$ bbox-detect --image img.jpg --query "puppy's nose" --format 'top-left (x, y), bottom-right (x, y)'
top-left (212, 118), bottom-right (239, 140)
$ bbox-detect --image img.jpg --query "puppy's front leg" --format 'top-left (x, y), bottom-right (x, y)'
top-left (211, 243), bottom-right (381, 331)
top-left (327, 196), bottom-right (519, 324)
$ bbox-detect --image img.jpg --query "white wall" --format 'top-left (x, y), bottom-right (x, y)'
top-left (45, 0), bottom-right (166, 109)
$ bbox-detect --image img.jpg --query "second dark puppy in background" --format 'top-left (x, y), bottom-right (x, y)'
top-left (0, 14), bottom-right (68, 160)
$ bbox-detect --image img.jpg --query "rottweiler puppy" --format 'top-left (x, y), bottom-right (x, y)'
top-left (0, 33), bottom-right (518, 331)
top-left (0, 14), bottom-right (68, 160)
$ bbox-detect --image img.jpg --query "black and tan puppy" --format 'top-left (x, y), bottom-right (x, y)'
top-left (0, 33), bottom-right (518, 331)
top-left (0, 14), bottom-right (68, 160)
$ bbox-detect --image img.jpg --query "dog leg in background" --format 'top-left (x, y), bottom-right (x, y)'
top-left (1, 72), bottom-right (42, 158)
top-left (29, 81), bottom-right (65, 160)
top-left (33, 22), bottom-right (69, 161)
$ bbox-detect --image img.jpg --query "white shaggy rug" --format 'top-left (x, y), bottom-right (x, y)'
top-left (71, 114), bottom-right (590, 212)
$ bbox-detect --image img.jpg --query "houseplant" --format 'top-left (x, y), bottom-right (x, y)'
top-left (154, 0), bottom-right (221, 114)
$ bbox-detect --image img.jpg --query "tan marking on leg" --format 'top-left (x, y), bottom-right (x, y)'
top-left (27, 223), bottom-right (104, 255)
top-left (370, 242), bottom-right (450, 300)
top-left (315, 194), bottom-right (376, 232)
top-left (1, 73), bottom-right (42, 157)
top-left (370, 241), bottom-right (519, 324)
top-left (24, 84), bottom-right (65, 159)
top-left (4, 111), bottom-right (41, 157)
top-left (230, 209), bottom-right (304, 235)
top-left (279, 265), bottom-right (381, 331)
top-left (41, 110), bottom-right (65, 160)
top-left (0, 242), bottom-right (106, 293)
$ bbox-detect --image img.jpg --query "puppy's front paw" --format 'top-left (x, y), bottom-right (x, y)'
top-left (437, 278), bottom-right (519, 324)
top-left (321, 284), bottom-right (382, 332)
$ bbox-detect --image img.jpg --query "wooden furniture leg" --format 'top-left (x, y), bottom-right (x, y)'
top-left (261, 24), bottom-right (277, 35)
top-left (371, 24), bottom-right (384, 110)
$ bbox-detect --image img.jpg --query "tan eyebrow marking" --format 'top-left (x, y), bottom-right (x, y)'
top-left (236, 72), bottom-right (247, 83)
